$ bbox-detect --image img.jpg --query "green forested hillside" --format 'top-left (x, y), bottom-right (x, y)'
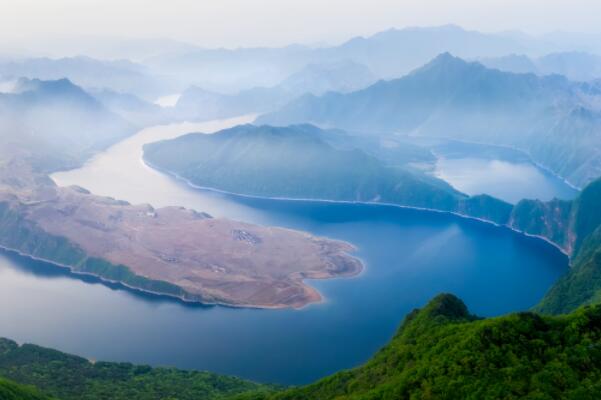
top-left (247, 294), bottom-right (601, 400)
top-left (537, 232), bottom-right (601, 315)
top-left (0, 338), bottom-right (270, 400)
top-left (0, 377), bottom-right (53, 400)
top-left (143, 124), bottom-right (465, 211)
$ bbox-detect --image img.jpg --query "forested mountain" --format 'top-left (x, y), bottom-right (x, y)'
top-left (257, 294), bottom-right (601, 400)
top-left (512, 178), bottom-right (601, 314)
top-left (143, 124), bottom-right (466, 210)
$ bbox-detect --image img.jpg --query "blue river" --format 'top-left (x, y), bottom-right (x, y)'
top-left (0, 118), bottom-right (571, 385)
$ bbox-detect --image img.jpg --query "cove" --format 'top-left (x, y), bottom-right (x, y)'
top-left (0, 117), bottom-right (569, 385)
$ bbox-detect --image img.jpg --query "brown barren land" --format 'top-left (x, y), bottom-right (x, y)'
top-left (0, 165), bottom-right (362, 308)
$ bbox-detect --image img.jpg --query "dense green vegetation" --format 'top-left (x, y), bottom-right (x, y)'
top-left (0, 338), bottom-right (271, 400)
top-left (537, 232), bottom-right (601, 315)
top-left (6, 294), bottom-right (601, 400)
top-left (0, 377), bottom-right (53, 400)
top-left (243, 294), bottom-right (601, 400)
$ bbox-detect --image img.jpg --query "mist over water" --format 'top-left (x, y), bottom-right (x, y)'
top-left (435, 157), bottom-right (578, 203)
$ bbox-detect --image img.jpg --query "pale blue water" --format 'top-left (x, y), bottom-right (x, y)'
top-left (0, 120), bottom-right (570, 385)
top-left (432, 140), bottom-right (579, 203)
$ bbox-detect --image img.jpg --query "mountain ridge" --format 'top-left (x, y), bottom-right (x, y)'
top-left (258, 53), bottom-right (601, 188)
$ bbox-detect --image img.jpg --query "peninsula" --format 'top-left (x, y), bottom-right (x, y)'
top-left (0, 163), bottom-right (362, 309)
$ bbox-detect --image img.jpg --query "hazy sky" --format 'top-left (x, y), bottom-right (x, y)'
top-left (1, 0), bottom-right (600, 49)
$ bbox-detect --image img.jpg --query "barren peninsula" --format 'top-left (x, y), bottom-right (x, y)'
top-left (0, 164), bottom-right (362, 309)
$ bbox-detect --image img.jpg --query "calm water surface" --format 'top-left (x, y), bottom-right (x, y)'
top-left (0, 117), bottom-right (569, 385)
top-left (433, 141), bottom-right (579, 203)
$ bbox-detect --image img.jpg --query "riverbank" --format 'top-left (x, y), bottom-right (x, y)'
top-left (144, 156), bottom-right (571, 259)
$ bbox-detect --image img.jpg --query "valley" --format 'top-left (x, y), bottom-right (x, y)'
top-left (37, 115), bottom-right (569, 384)
top-left (3, 12), bottom-right (601, 398)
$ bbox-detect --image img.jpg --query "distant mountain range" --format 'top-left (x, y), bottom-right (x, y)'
top-left (0, 56), bottom-right (170, 100)
top-left (172, 60), bottom-right (377, 121)
top-left (259, 53), bottom-right (601, 188)
top-left (278, 60), bottom-right (377, 96)
top-left (89, 88), bottom-right (169, 127)
top-left (145, 25), bottom-right (601, 93)
top-left (0, 78), bottom-right (134, 171)
top-left (480, 51), bottom-right (601, 82)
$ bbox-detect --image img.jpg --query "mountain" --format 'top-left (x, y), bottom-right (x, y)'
top-left (259, 53), bottom-right (601, 188)
top-left (480, 51), bottom-right (601, 82)
top-left (173, 86), bottom-right (294, 122)
top-left (90, 88), bottom-right (169, 126)
top-left (261, 294), bottom-right (601, 399)
top-left (493, 177), bottom-right (601, 315)
top-left (278, 60), bottom-right (377, 95)
top-left (478, 53), bottom-right (540, 74)
top-left (146, 25), bottom-right (569, 93)
top-left (0, 78), bottom-right (135, 171)
top-left (146, 44), bottom-right (315, 93)
top-left (172, 61), bottom-right (376, 122)
top-left (522, 178), bottom-right (601, 314)
top-left (0, 56), bottom-right (168, 100)
top-left (143, 124), bottom-right (465, 211)
top-left (316, 24), bottom-right (533, 79)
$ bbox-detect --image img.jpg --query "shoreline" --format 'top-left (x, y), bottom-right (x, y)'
top-left (0, 242), bottom-right (343, 311)
top-left (39, 118), bottom-right (570, 311)
top-left (143, 157), bottom-right (571, 260)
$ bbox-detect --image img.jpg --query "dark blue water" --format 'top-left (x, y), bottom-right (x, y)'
top-left (3, 120), bottom-right (566, 385)
top-left (0, 196), bottom-right (568, 385)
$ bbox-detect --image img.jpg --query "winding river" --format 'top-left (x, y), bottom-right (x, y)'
top-left (0, 116), bottom-right (570, 385)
